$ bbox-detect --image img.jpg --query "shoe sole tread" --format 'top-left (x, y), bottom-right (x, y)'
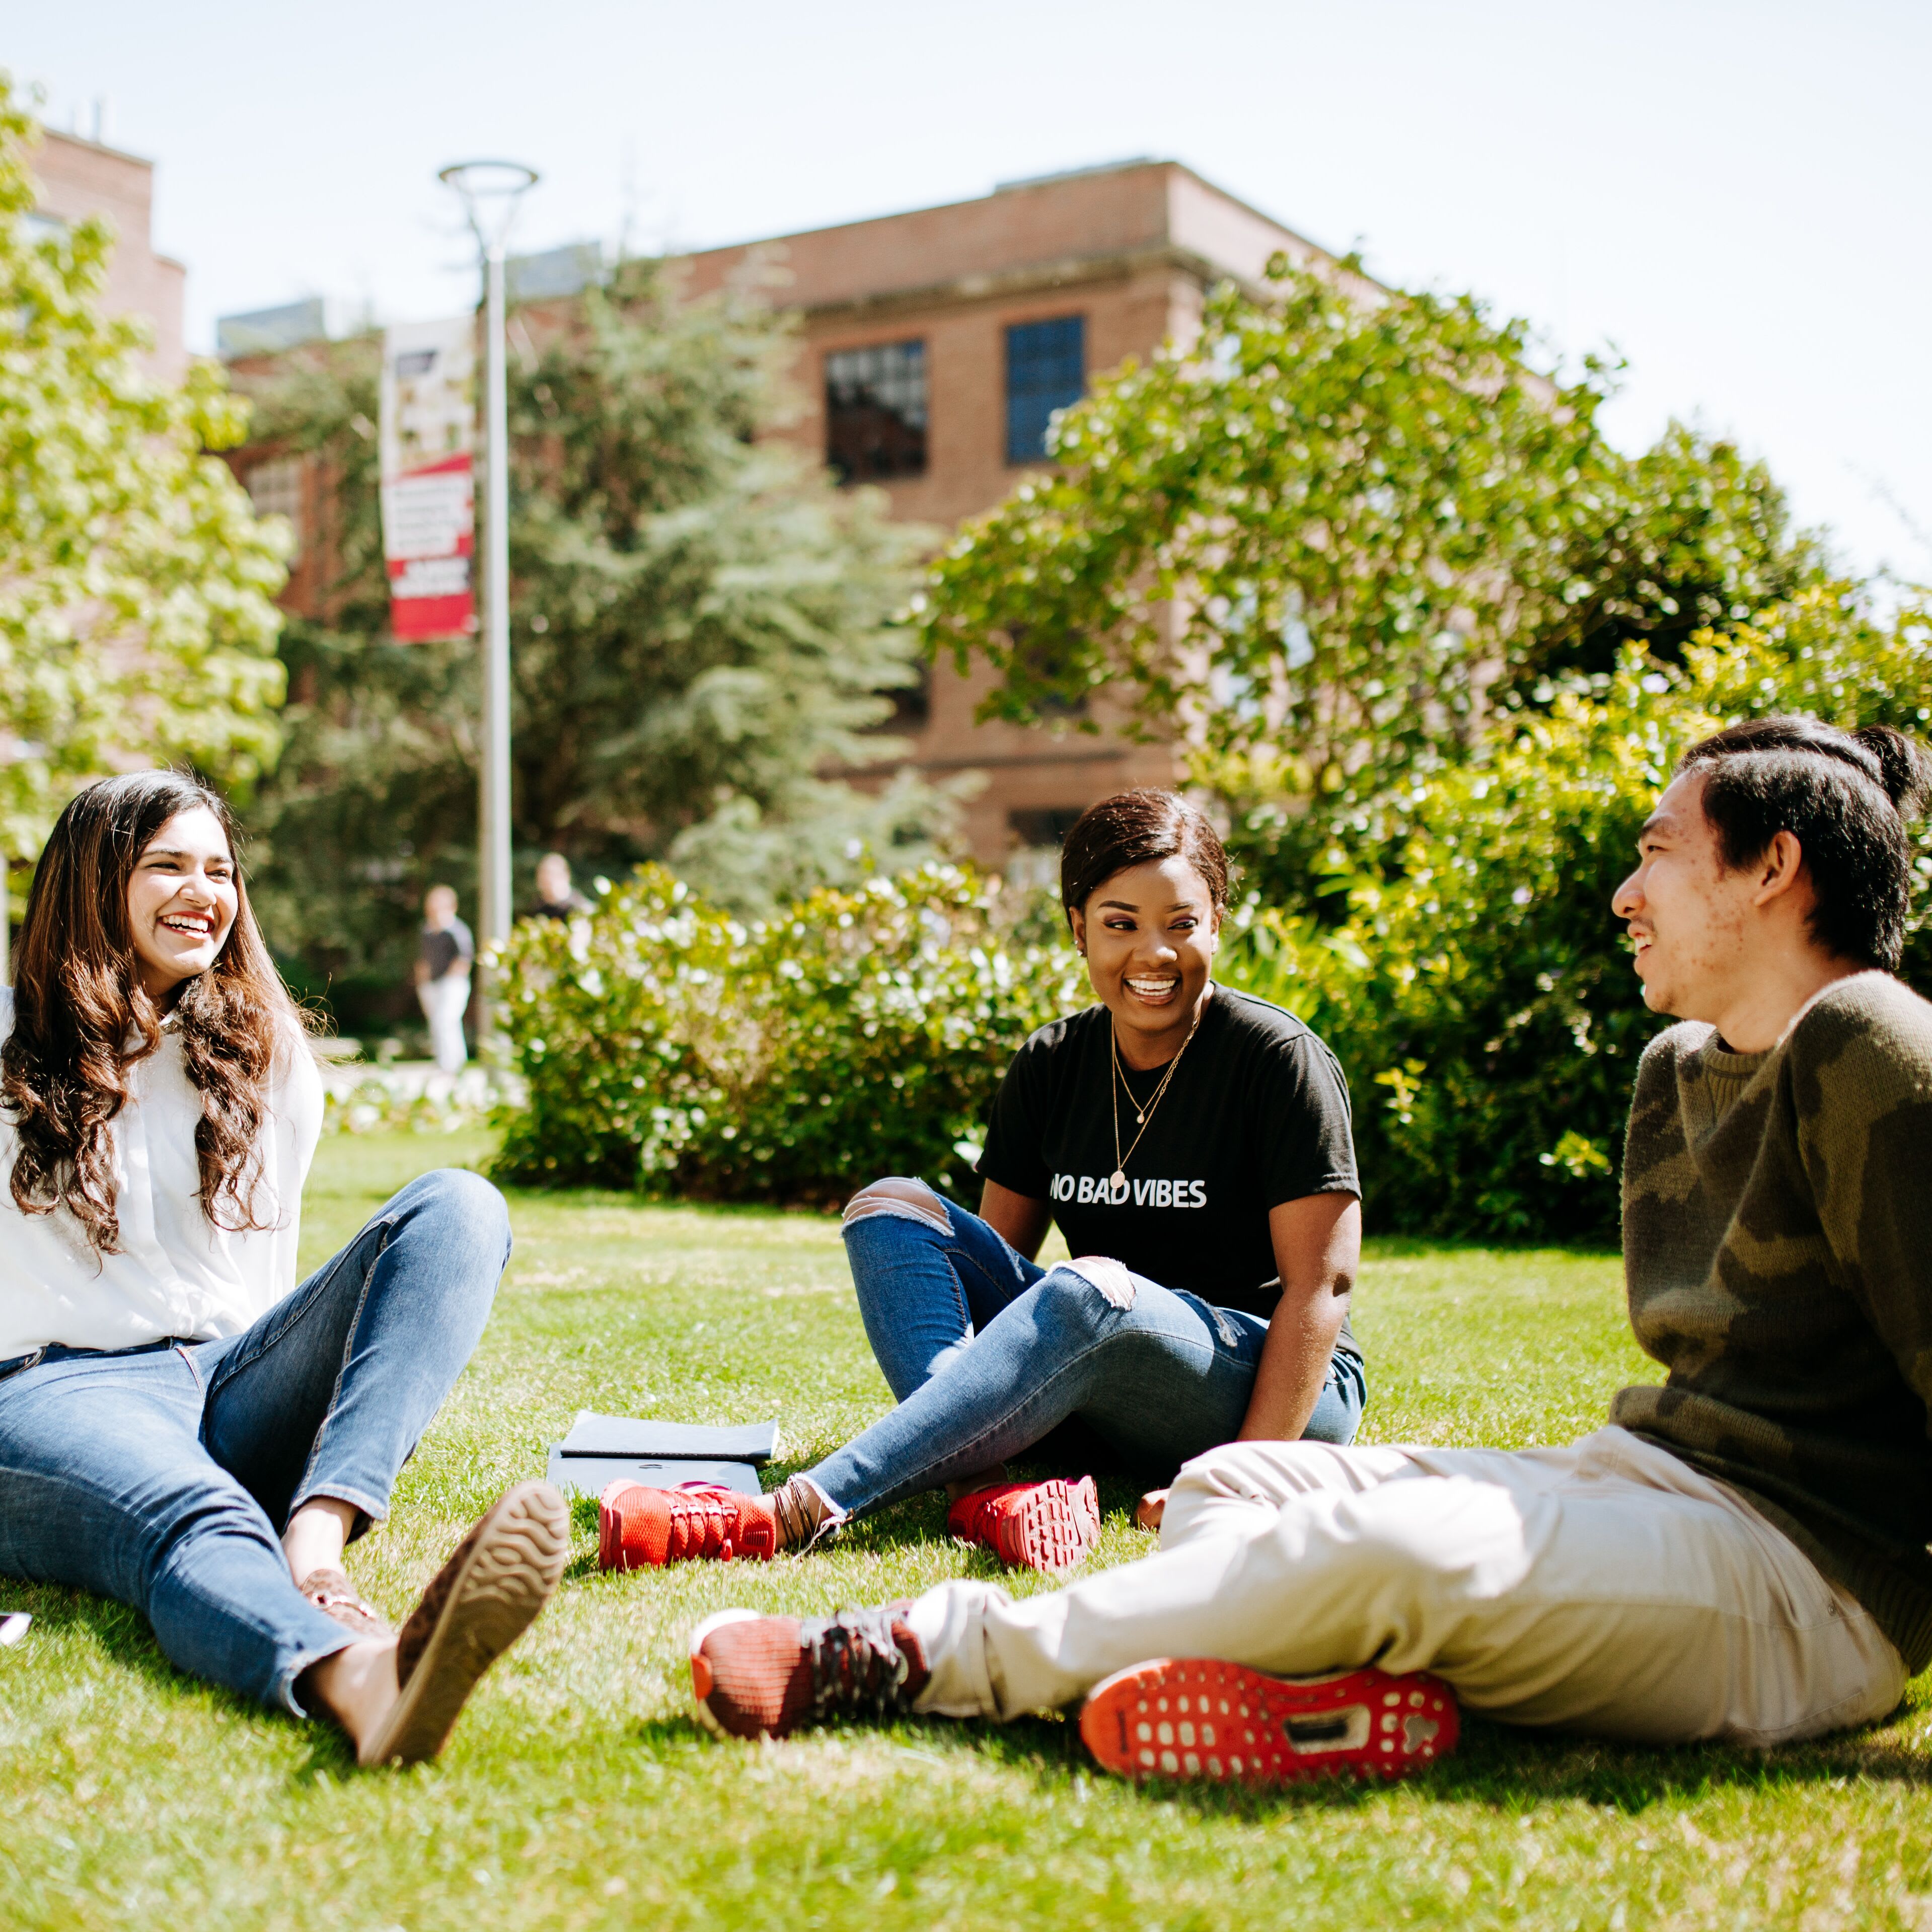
top-left (993, 1475), bottom-right (1100, 1572)
top-left (1080, 1658), bottom-right (1457, 1786)
top-left (360, 1481), bottom-right (569, 1767)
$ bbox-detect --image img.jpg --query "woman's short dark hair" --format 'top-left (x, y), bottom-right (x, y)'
top-left (1677, 716), bottom-right (1932, 971)
top-left (1060, 790), bottom-right (1230, 918)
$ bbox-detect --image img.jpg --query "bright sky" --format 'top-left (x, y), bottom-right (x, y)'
top-left (12, 0), bottom-right (1929, 583)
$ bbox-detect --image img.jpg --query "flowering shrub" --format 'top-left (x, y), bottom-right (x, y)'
top-left (492, 864), bottom-right (1087, 1204)
top-left (1217, 589), bottom-right (1932, 1242)
top-left (490, 589), bottom-right (1932, 1242)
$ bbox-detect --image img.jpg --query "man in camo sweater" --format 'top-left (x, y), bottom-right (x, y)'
top-left (684, 715), bottom-right (1932, 1776)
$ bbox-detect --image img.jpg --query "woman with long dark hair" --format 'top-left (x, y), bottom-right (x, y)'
top-left (0, 772), bottom-right (567, 1764)
top-left (600, 789), bottom-right (1368, 1574)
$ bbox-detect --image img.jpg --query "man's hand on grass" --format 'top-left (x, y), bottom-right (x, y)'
top-left (1136, 1489), bottom-right (1167, 1531)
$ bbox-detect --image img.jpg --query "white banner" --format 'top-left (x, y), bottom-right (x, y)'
top-left (379, 315), bottom-right (476, 641)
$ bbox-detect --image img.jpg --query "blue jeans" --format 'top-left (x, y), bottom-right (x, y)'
top-left (809, 1193), bottom-right (1366, 1518)
top-left (0, 1169), bottom-right (509, 1715)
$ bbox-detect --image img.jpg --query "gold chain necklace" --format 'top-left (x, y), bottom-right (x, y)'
top-left (1108, 1006), bottom-right (1203, 1191)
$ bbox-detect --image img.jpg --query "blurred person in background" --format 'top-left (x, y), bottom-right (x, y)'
top-left (414, 885), bottom-right (473, 1073)
top-left (532, 853), bottom-right (591, 921)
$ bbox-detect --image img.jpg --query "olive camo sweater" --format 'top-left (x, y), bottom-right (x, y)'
top-left (1615, 971), bottom-right (1932, 1670)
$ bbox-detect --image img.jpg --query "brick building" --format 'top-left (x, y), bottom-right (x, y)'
top-left (674, 159), bottom-right (1335, 861)
top-left (30, 128), bottom-right (186, 383)
top-left (222, 159), bottom-right (1335, 865)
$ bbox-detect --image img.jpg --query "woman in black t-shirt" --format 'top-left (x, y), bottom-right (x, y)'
top-left (595, 790), bottom-right (1370, 1579)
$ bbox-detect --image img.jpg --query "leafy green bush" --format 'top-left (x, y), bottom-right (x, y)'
top-left (492, 863), bottom-right (1086, 1203)
top-left (1219, 587), bottom-right (1932, 1243)
top-left (494, 589), bottom-right (1932, 1240)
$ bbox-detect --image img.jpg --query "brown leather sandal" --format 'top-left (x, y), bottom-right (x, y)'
top-left (298, 1567), bottom-right (393, 1643)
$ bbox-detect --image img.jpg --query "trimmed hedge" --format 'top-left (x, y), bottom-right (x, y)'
top-left (492, 864), bottom-right (1085, 1204)
top-left (492, 591), bottom-right (1932, 1242)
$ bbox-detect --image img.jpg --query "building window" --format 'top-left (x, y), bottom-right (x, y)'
top-left (826, 339), bottom-right (927, 482)
top-left (876, 660), bottom-right (932, 734)
top-left (244, 456), bottom-right (305, 558)
top-left (1005, 315), bottom-right (1085, 465)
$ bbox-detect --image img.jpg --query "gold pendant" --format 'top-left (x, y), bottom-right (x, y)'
top-left (1135, 1111), bottom-right (1145, 1125)
top-left (1110, 1169), bottom-right (1126, 1191)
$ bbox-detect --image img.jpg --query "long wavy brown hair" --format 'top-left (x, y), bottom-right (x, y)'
top-left (3, 771), bottom-right (306, 1255)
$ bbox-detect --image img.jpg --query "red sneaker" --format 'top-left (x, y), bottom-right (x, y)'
top-left (1079, 1659), bottom-right (1458, 1786)
top-left (689, 1606), bottom-right (929, 1739)
top-left (947, 1475), bottom-right (1100, 1572)
top-left (598, 1480), bottom-right (779, 1570)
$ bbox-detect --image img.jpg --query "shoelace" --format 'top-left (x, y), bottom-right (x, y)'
top-left (769, 1474), bottom-right (826, 1551)
top-left (802, 1609), bottom-right (916, 1721)
top-left (664, 1485), bottom-right (766, 1563)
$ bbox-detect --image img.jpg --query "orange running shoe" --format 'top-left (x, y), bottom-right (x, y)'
top-left (1080, 1659), bottom-right (1458, 1787)
top-left (689, 1606), bottom-right (929, 1739)
top-left (946, 1475), bottom-right (1100, 1572)
top-left (598, 1480), bottom-right (779, 1570)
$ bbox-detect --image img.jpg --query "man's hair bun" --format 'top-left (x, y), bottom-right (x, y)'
top-left (1851, 724), bottom-right (1932, 816)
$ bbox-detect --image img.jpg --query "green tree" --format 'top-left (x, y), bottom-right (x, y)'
top-left (1219, 584), bottom-right (1932, 1242)
top-left (1505, 421), bottom-right (1822, 691)
top-left (915, 253), bottom-right (1606, 798)
top-left (243, 258), bottom-right (953, 1028)
top-left (914, 259), bottom-right (1820, 851)
top-left (0, 82), bottom-right (287, 919)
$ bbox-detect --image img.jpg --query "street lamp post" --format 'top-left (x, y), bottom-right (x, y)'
top-left (437, 159), bottom-right (537, 1042)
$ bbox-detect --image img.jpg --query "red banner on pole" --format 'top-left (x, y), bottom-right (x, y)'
top-left (380, 317), bottom-right (476, 642)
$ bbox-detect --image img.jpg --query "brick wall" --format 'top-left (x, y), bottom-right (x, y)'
top-left (677, 161), bottom-right (1328, 861)
top-left (31, 129), bottom-right (186, 384)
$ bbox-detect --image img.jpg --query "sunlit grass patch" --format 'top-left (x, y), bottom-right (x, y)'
top-left (1, 1131), bottom-right (1925, 1931)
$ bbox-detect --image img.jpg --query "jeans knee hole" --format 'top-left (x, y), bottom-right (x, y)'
top-left (1060, 1256), bottom-right (1137, 1311)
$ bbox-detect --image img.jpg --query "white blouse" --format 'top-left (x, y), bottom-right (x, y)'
top-left (0, 986), bottom-right (324, 1361)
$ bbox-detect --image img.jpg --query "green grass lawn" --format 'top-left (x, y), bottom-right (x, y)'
top-left (4, 1131), bottom-right (1930, 1931)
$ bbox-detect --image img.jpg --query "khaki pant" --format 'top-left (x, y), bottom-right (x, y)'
top-left (907, 1426), bottom-right (1906, 1746)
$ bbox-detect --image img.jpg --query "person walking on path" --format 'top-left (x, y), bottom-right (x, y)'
top-left (689, 717), bottom-right (1932, 1786)
top-left (0, 773), bottom-right (567, 1766)
top-left (602, 791), bottom-right (1366, 1577)
top-left (414, 884), bottom-right (473, 1074)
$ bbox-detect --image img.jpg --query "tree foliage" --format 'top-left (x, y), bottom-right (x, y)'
top-left (917, 255), bottom-right (1605, 794)
top-left (0, 83), bottom-right (286, 902)
top-left (1218, 586), bottom-right (1932, 1242)
top-left (242, 259), bottom-right (953, 1026)
top-left (914, 255), bottom-right (1819, 813)
top-left (1510, 421), bottom-right (1822, 691)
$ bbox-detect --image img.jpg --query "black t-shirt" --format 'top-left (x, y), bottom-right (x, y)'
top-left (977, 985), bottom-right (1361, 1341)
top-left (419, 919), bottom-right (474, 982)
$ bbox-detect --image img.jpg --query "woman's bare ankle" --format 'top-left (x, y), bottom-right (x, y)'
top-left (944, 1464), bottom-right (1009, 1505)
top-left (301, 1638), bottom-right (400, 1752)
top-left (283, 1497), bottom-right (359, 1585)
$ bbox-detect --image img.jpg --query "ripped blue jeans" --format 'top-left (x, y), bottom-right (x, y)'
top-left (0, 1169), bottom-right (509, 1714)
top-left (804, 1181), bottom-right (1365, 1519)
